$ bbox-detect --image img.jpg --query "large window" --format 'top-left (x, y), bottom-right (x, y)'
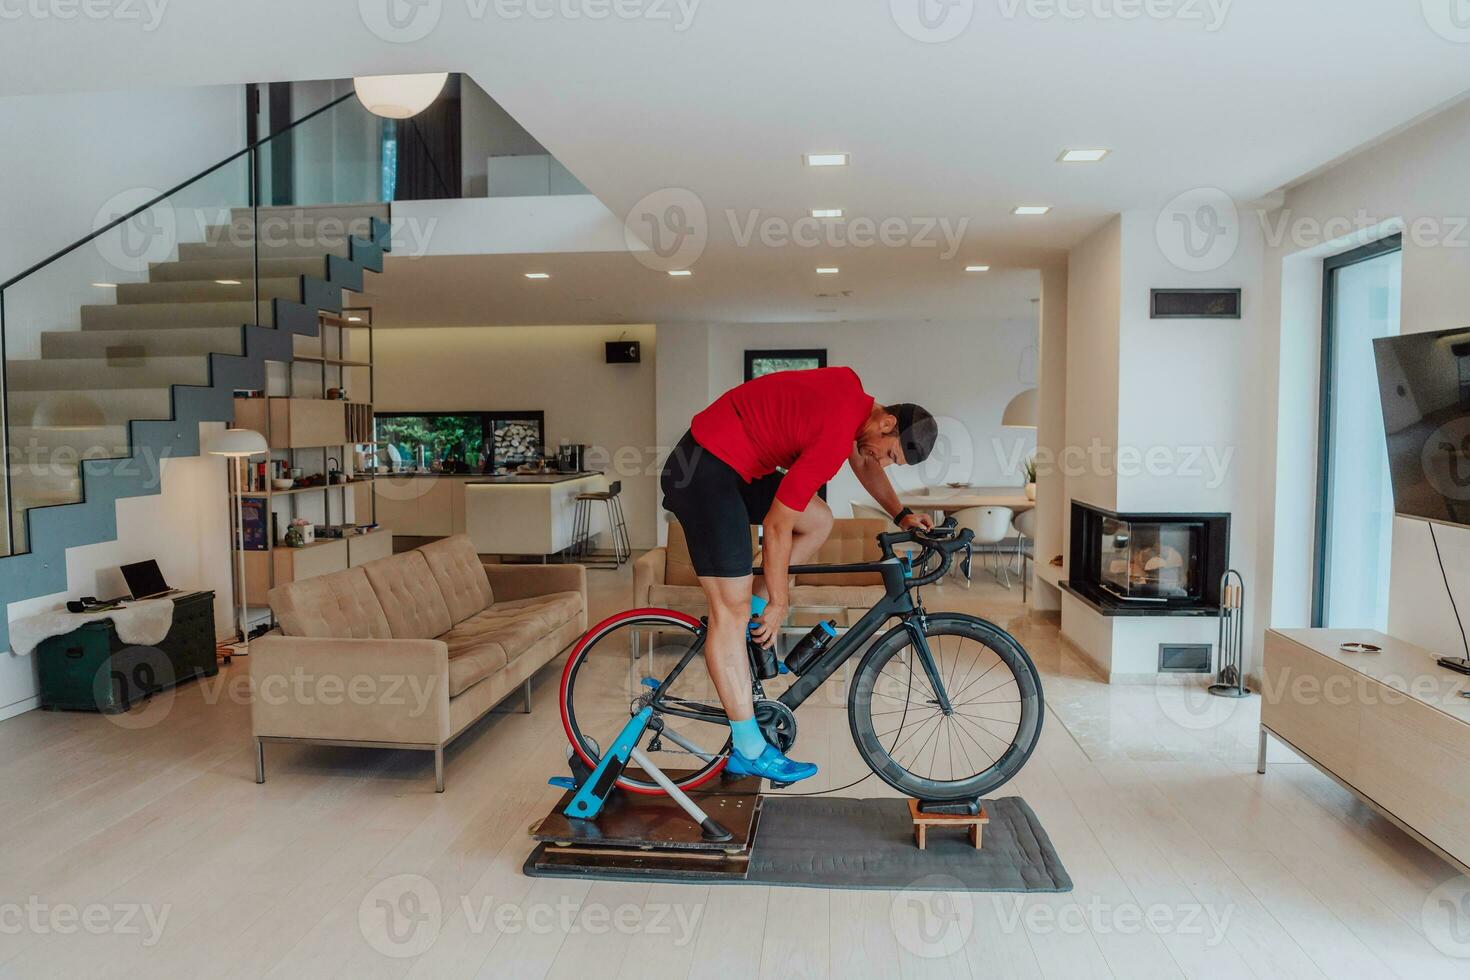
top-left (1313, 235), bottom-right (1402, 629)
top-left (374, 411), bottom-right (545, 473)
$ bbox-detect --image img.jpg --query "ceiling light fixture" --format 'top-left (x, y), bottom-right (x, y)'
top-left (353, 72), bottom-right (450, 119)
top-left (668, 270), bottom-right (693, 277)
top-left (1013, 205), bottom-right (1051, 215)
top-left (524, 272), bottom-right (551, 279)
top-left (215, 279), bottom-right (242, 285)
top-left (91, 282), bottom-right (117, 288)
top-left (816, 267), bottom-right (839, 275)
top-left (810, 208), bottom-right (843, 219)
top-left (1058, 148), bottom-right (1110, 163)
top-left (803, 153), bottom-right (849, 167)
top-left (964, 265), bottom-right (991, 273)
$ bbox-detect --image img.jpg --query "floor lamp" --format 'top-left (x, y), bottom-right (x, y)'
top-left (210, 428), bottom-right (269, 654)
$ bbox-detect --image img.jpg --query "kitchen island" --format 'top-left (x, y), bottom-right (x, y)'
top-left (464, 472), bottom-right (608, 558)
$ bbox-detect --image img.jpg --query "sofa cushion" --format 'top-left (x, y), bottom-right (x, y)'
top-left (268, 566), bottom-right (392, 639)
top-left (446, 642), bottom-right (509, 697)
top-left (362, 551), bottom-right (453, 640)
top-left (793, 518), bottom-right (888, 586)
top-left (419, 534), bottom-right (494, 623)
top-left (493, 591), bottom-right (584, 632)
top-left (441, 609), bottom-right (542, 663)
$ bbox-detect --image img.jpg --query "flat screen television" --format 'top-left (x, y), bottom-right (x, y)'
top-left (1373, 326), bottom-right (1470, 528)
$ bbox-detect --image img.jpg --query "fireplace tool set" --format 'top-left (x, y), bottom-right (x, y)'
top-left (1209, 568), bottom-right (1250, 698)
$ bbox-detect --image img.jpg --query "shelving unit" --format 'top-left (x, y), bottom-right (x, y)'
top-left (229, 306), bottom-right (387, 612)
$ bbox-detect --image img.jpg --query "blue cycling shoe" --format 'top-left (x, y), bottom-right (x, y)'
top-left (724, 743), bottom-right (818, 785)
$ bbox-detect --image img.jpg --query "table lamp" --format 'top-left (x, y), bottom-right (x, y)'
top-left (209, 428), bottom-right (269, 654)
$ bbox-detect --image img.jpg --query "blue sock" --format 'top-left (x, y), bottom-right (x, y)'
top-left (730, 718), bottom-right (767, 760)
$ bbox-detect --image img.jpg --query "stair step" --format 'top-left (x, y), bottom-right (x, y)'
top-left (148, 255), bottom-right (329, 282)
top-left (6, 356), bottom-right (209, 391)
top-left (40, 326), bottom-right (245, 360)
top-left (228, 204), bottom-right (390, 226)
top-left (179, 231), bottom-right (352, 262)
top-left (115, 277), bottom-right (306, 306)
top-left (79, 301), bottom-right (271, 331)
top-left (7, 388), bottom-right (174, 426)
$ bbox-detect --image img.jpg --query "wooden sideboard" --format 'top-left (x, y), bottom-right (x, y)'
top-left (1260, 628), bottom-right (1470, 874)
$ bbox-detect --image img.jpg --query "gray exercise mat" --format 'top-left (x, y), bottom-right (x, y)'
top-left (524, 795), bottom-right (1071, 892)
top-left (747, 796), bottom-right (1070, 892)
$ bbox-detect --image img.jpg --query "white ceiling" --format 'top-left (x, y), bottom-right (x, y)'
top-left (4, 2), bottom-right (1468, 326)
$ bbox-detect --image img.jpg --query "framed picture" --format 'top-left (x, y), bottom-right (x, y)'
top-left (744, 348), bottom-right (827, 382)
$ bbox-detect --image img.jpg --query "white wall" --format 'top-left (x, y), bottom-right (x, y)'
top-left (1255, 98), bottom-right (1470, 661)
top-left (655, 312), bottom-right (1041, 536)
top-left (1063, 218), bottom-right (1122, 518)
top-left (372, 324), bottom-right (660, 548)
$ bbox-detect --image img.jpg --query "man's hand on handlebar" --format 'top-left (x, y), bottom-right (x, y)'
top-left (898, 511), bottom-right (934, 532)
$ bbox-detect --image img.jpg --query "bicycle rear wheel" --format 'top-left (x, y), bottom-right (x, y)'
top-left (848, 614), bottom-right (1043, 800)
top-left (559, 609), bottom-right (731, 795)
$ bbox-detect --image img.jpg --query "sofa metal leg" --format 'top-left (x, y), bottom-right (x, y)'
top-left (1257, 726), bottom-right (1268, 775)
top-left (518, 678), bottom-right (532, 713)
top-left (255, 738), bottom-right (265, 784)
top-left (434, 746), bottom-right (445, 793)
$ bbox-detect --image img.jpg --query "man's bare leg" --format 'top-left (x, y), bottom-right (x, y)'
top-left (753, 496), bottom-right (834, 601)
top-left (698, 574), bottom-right (757, 722)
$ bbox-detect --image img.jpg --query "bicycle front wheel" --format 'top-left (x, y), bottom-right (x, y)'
top-left (848, 614), bottom-right (1044, 800)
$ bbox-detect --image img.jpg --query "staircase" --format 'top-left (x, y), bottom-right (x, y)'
top-left (0, 203), bottom-right (391, 655)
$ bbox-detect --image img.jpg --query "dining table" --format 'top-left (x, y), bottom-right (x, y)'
top-left (897, 485), bottom-right (1034, 519)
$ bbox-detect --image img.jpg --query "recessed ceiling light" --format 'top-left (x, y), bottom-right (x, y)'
top-left (668, 269), bottom-right (693, 277)
top-left (215, 279), bottom-right (242, 285)
top-left (1013, 206), bottom-right (1051, 216)
top-left (964, 265), bottom-right (991, 273)
top-left (524, 272), bottom-right (550, 279)
top-left (91, 282), bottom-right (117, 288)
top-left (810, 208), bottom-right (843, 219)
top-left (816, 267), bottom-right (839, 275)
top-left (1058, 148), bottom-right (1109, 163)
top-left (803, 153), bottom-right (849, 167)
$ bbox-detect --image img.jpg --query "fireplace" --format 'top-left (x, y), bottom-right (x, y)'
top-left (1064, 501), bottom-right (1229, 616)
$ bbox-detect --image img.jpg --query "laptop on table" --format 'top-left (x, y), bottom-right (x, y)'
top-left (119, 559), bottom-right (181, 601)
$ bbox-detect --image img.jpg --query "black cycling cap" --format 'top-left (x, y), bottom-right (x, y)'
top-left (889, 403), bottom-right (938, 465)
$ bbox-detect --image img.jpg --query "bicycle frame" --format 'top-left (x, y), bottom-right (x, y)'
top-left (645, 553), bottom-right (953, 730)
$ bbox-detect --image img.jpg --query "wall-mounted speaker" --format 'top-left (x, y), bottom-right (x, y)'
top-left (1150, 288), bottom-right (1242, 319)
top-left (605, 340), bottom-right (641, 363)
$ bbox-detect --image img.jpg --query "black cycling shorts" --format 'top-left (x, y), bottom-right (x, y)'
top-left (660, 430), bottom-right (782, 578)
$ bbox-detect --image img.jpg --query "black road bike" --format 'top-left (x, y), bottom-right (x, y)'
top-left (557, 519), bottom-right (1044, 801)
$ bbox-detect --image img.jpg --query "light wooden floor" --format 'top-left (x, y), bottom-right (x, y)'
top-left (1, 560), bottom-right (1466, 978)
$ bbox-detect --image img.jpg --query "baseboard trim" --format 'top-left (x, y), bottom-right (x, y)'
top-left (0, 695), bottom-right (40, 722)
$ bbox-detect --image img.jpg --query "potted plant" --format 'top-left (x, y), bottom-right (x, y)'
top-left (1024, 455), bottom-right (1037, 501)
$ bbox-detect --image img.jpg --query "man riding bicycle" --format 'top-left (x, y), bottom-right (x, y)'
top-left (660, 366), bottom-right (938, 785)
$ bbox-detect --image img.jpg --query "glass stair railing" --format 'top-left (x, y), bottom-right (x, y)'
top-left (0, 91), bottom-right (392, 562)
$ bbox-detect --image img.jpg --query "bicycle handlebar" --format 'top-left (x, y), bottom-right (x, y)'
top-left (878, 517), bottom-right (973, 587)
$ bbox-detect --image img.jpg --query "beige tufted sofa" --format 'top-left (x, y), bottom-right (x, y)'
top-left (251, 534), bottom-right (586, 791)
top-left (633, 518), bottom-right (890, 623)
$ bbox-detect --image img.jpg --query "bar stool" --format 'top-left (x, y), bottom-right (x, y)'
top-left (573, 480), bottom-right (630, 567)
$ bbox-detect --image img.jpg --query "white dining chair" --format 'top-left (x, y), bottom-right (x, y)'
top-left (950, 506), bottom-right (1015, 587)
top-left (1012, 508), bottom-right (1037, 600)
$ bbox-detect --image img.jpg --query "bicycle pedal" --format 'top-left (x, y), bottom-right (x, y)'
top-left (768, 780), bottom-right (792, 789)
top-left (548, 776), bottom-right (577, 790)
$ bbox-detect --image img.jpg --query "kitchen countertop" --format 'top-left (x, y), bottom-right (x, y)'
top-left (465, 471), bottom-right (603, 486)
